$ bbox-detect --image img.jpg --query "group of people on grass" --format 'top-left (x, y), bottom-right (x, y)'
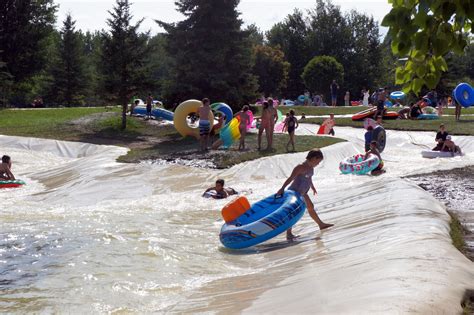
top-left (197, 98), bottom-right (304, 153)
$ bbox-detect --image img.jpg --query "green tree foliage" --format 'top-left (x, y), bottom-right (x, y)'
top-left (382, 0), bottom-right (473, 95)
top-left (81, 31), bottom-right (103, 105)
top-left (101, 0), bottom-right (152, 129)
top-left (0, 55), bottom-right (13, 106)
top-left (267, 9), bottom-right (309, 98)
top-left (158, 0), bottom-right (258, 107)
top-left (252, 45), bottom-right (290, 97)
top-left (0, 0), bottom-right (57, 85)
top-left (147, 34), bottom-right (173, 102)
top-left (49, 14), bottom-right (88, 106)
top-left (267, 1), bottom-right (383, 99)
top-left (302, 55), bottom-right (344, 95)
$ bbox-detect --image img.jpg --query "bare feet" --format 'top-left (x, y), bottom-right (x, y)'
top-left (319, 223), bottom-right (334, 230)
top-left (286, 233), bottom-right (300, 241)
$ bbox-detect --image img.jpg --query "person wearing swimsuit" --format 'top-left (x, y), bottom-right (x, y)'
top-left (277, 149), bottom-right (333, 240)
top-left (237, 105), bottom-right (251, 151)
top-left (258, 101), bottom-right (270, 150)
top-left (0, 155), bottom-right (15, 180)
top-left (198, 98), bottom-right (211, 151)
top-left (284, 110), bottom-right (298, 152)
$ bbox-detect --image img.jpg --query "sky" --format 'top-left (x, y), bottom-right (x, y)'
top-left (55, 0), bottom-right (392, 34)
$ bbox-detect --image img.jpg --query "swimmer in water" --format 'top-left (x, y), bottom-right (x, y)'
top-left (0, 155), bottom-right (15, 180)
top-left (203, 179), bottom-right (238, 199)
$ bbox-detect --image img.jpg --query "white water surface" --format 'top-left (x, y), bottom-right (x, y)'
top-left (1, 126), bottom-right (473, 314)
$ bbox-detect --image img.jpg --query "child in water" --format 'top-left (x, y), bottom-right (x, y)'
top-left (0, 155), bottom-right (15, 180)
top-left (203, 179), bottom-right (238, 199)
top-left (276, 149), bottom-right (333, 240)
top-left (365, 141), bottom-right (385, 175)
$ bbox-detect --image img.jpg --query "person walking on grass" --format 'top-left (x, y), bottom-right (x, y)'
top-left (330, 80), bottom-right (339, 107)
top-left (146, 93), bottom-right (153, 119)
top-left (277, 149), bottom-right (334, 240)
top-left (284, 110), bottom-right (299, 152)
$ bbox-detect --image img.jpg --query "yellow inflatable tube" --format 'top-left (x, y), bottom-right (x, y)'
top-left (174, 99), bottom-right (214, 139)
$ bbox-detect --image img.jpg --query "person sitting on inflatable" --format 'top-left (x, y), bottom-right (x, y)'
top-left (433, 124), bottom-right (448, 151)
top-left (276, 149), bottom-right (334, 240)
top-left (0, 155), bottom-right (15, 180)
top-left (441, 135), bottom-right (462, 156)
top-left (365, 141), bottom-right (385, 175)
top-left (203, 179), bottom-right (238, 199)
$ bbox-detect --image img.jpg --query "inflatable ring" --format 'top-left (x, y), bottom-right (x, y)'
top-left (418, 113), bottom-right (439, 120)
top-left (174, 100), bottom-right (214, 139)
top-left (339, 154), bottom-right (380, 175)
top-left (0, 179), bottom-right (25, 189)
top-left (372, 126), bottom-right (386, 153)
top-left (220, 117), bottom-right (241, 148)
top-left (220, 191), bottom-right (306, 249)
top-left (453, 83), bottom-right (474, 108)
top-left (385, 100), bottom-right (393, 107)
top-left (390, 91), bottom-right (405, 100)
top-left (298, 95), bottom-right (305, 103)
top-left (211, 103), bottom-right (233, 125)
top-left (246, 110), bottom-right (254, 130)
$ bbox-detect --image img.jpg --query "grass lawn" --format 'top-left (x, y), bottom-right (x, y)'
top-left (254, 105), bottom-right (474, 117)
top-left (0, 107), bottom-right (345, 168)
top-left (118, 129), bottom-right (345, 168)
top-left (305, 116), bottom-right (474, 136)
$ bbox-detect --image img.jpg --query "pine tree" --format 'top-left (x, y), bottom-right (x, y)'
top-left (158, 0), bottom-right (258, 108)
top-left (0, 0), bottom-right (57, 84)
top-left (101, 0), bottom-right (151, 129)
top-left (50, 14), bottom-right (87, 106)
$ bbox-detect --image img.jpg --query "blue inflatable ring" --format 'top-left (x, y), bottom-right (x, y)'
top-left (211, 103), bottom-right (233, 125)
top-left (298, 95), bottom-right (306, 103)
top-left (219, 190), bottom-right (306, 249)
top-left (453, 83), bottom-right (474, 108)
top-left (385, 100), bottom-right (393, 107)
top-left (339, 154), bottom-right (380, 175)
top-left (390, 91), bottom-right (405, 100)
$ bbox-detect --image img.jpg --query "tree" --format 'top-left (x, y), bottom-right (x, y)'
top-left (0, 0), bottom-right (57, 87)
top-left (382, 1), bottom-right (473, 95)
top-left (158, 0), bottom-right (258, 108)
top-left (101, 0), bottom-right (151, 129)
top-left (252, 45), bottom-right (290, 97)
top-left (0, 55), bottom-right (13, 106)
top-left (301, 55), bottom-right (344, 97)
top-left (49, 14), bottom-right (88, 106)
top-left (267, 9), bottom-right (309, 98)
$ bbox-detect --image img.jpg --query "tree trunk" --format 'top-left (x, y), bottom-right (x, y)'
top-left (121, 100), bottom-right (127, 130)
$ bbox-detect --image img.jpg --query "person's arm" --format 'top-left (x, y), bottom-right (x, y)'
top-left (310, 179), bottom-right (317, 195)
top-left (277, 165), bottom-right (303, 195)
top-left (295, 119), bottom-right (299, 129)
top-left (274, 110), bottom-right (278, 124)
top-left (204, 186), bottom-right (214, 193)
top-left (6, 167), bottom-right (15, 180)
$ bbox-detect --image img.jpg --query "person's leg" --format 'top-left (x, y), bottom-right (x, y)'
top-left (286, 227), bottom-right (298, 240)
top-left (291, 132), bottom-right (295, 151)
top-left (304, 194), bottom-right (333, 229)
top-left (265, 126), bottom-right (272, 150)
top-left (257, 127), bottom-right (264, 150)
top-left (329, 128), bottom-right (335, 136)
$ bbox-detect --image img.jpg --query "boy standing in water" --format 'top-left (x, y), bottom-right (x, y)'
top-left (0, 155), bottom-right (15, 180)
top-left (277, 149), bottom-right (333, 240)
top-left (198, 98), bottom-right (212, 151)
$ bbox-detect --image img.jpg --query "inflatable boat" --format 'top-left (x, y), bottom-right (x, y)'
top-left (0, 180), bottom-right (25, 189)
top-left (132, 106), bottom-right (174, 121)
top-left (219, 191), bottom-right (306, 249)
top-left (352, 108), bottom-right (398, 121)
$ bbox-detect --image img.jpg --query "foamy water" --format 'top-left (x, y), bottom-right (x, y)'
top-left (0, 126), bottom-right (473, 313)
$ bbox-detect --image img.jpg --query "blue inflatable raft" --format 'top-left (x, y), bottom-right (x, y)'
top-left (219, 190), bottom-right (306, 249)
top-left (133, 107), bottom-right (174, 121)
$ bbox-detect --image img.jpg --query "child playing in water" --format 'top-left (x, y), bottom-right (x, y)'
top-left (237, 105), bottom-right (251, 151)
top-left (364, 126), bottom-right (374, 152)
top-left (441, 135), bottom-right (462, 156)
top-left (0, 155), bottom-right (15, 180)
top-left (284, 110), bottom-right (298, 152)
top-left (365, 141), bottom-right (385, 175)
top-left (276, 149), bottom-right (333, 240)
top-left (198, 98), bottom-right (212, 151)
top-left (203, 179), bottom-right (238, 199)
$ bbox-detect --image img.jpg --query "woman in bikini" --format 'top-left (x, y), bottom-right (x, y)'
top-left (258, 101), bottom-right (277, 150)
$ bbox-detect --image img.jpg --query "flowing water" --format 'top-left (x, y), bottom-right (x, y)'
top-left (1, 127), bottom-right (474, 314)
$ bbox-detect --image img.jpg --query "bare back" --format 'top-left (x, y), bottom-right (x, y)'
top-left (198, 106), bottom-right (211, 121)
